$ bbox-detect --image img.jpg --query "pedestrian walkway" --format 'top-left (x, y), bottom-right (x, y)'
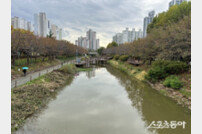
top-left (11, 60), bottom-right (75, 89)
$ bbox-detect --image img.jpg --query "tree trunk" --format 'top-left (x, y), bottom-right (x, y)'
top-left (12, 56), bottom-right (15, 66)
top-left (49, 56), bottom-right (51, 61)
top-left (27, 56), bottom-right (29, 65)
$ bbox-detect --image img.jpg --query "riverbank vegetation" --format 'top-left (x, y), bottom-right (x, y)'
top-left (11, 26), bottom-right (86, 78)
top-left (103, 2), bottom-right (191, 64)
top-left (11, 56), bottom-right (77, 79)
top-left (108, 60), bottom-right (147, 81)
top-left (11, 58), bottom-right (60, 79)
top-left (11, 27), bottom-right (87, 67)
top-left (104, 1), bottom-right (191, 109)
top-left (11, 64), bottom-right (77, 132)
top-left (108, 60), bottom-right (190, 109)
top-left (145, 60), bottom-right (189, 83)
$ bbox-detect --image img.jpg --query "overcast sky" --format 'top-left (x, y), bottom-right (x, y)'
top-left (11, 0), bottom-right (171, 47)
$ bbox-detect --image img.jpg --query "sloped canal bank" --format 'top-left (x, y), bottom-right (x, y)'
top-left (13, 66), bottom-right (191, 134)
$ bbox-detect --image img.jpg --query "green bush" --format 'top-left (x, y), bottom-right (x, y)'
top-left (163, 75), bottom-right (183, 89)
top-left (152, 60), bottom-right (189, 74)
top-left (145, 67), bottom-right (168, 82)
top-left (113, 55), bottom-right (120, 60)
top-left (81, 57), bottom-right (86, 61)
top-left (146, 60), bottom-right (189, 83)
top-left (147, 1), bottom-right (191, 32)
top-left (59, 64), bottom-right (76, 74)
top-left (119, 55), bottom-right (129, 62)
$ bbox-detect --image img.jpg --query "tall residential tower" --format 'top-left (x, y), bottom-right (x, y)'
top-left (112, 28), bottom-right (143, 45)
top-left (75, 29), bottom-right (100, 50)
top-left (33, 12), bottom-right (62, 39)
top-left (143, 10), bottom-right (155, 38)
top-left (11, 16), bottom-right (33, 32)
top-left (169, 0), bottom-right (187, 8)
top-left (38, 12), bottom-right (47, 37)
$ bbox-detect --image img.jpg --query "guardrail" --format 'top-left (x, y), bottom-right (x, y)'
top-left (11, 60), bottom-right (75, 89)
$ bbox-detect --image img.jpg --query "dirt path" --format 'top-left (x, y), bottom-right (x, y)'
top-left (11, 60), bottom-right (75, 89)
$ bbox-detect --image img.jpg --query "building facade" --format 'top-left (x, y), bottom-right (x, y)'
top-left (38, 12), bottom-right (47, 37)
top-left (143, 10), bottom-right (155, 38)
top-left (86, 29), bottom-right (97, 50)
top-left (122, 28), bottom-right (129, 43)
top-left (12, 13), bottom-right (62, 39)
top-left (34, 13), bottom-right (39, 35)
top-left (112, 28), bottom-right (143, 45)
top-left (33, 12), bottom-right (62, 39)
top-left (51, 24), bottom-right (58, 39)
top-left (169, 0), bottom-right (186, 8)
top-left (27, 22), bottom-right (32, 31)
top-left (11, 17), bottom-right (20, 29)
top-left (75, 29), bottom-right (100, 50)
top-left (96, 39), bottom-right (100, 50)
top-left (59, 28), bottom-right (62, 40)
top-left (11, 16), bottom-right (33, 32)
top-left (47, 20), bottom-right (51, 36)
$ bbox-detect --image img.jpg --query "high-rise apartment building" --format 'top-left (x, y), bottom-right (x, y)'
top-left (169, 0), bottom-right (186, 8)
top-left (34, 13), bottom-right (39, 35)
top-left (18, 18), bottom-right (27, 30)
top-left (143, 10), bottom-right (155, 38)
top-left (136, 29), bottom-right (143, 40)
top-left (34, 12), bottom-right (62, 39)
top-left (86, 29), bottom-right (99, 50)
top-left (27, 22), bottom-right (32, 31)
top-left (113, 28), bottom-right (143, 45)
top-left (82, 37), bottom-right (88, 48)
top-left (75, 29), bottom-right (100, 50)
top-left (38, 12), bottom-right (47, 37)
top-left (122, 28), bottom-right (129, 43)
top-left (51, 24), bottom-right (58, 39)
top-left (143, 17), bottom-right (149, 38)
top-left (76, 36), bottom-right (88, 49)
top-left (75, 40), bottom-right (78, 46)
top-left (96, 39), bottom-right (100, 50)
top-left (130, 28), bottom-right (136, 42)
top-left (47, 20), bottom-right (51, 35)
top-left (11, 17), bottom-right (20, 29)
top-left (86, 29), bottom-right (96, 50)
top-left (59, 28), bottom-right (62, 40)
top-left (50, 24), bottom-right (62, 40)
top-left (11, 16), bottom-right (33, 32)
top-left (12, 13), bottom-right (62, 39)
top-left (114, 33), bottom-right (123, 45)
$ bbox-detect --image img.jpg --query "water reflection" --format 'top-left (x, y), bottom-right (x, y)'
top-left (86, 68), bottom-right (96, 79)
top-left (15, 67), bottom-right (191, 134)
top-left (106, 66), bottom-right (191, 134)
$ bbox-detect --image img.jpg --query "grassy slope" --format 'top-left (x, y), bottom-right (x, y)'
top-left (11, 64), bottom-right (77, 132)
top-left (108, 60), bottom-right (191, 109)
top-left (11, 63), bottom-right (93, 132)
top-left (108, 60), bottom-right (147, 81)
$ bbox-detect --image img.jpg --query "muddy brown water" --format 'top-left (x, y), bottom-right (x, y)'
top-left (14, 67), bottom-right (191, 134)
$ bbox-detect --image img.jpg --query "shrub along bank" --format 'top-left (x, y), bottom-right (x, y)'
top-left (163, 75), bottom-right (183, 89)
top-left (11, 64), bottom-right (77, 132)
top-left (105, 2), bottom-right (191, 109)
top-left (145, 60), bottom-right (189, 83)
top-left (108, 59), bottom-right (191, 109)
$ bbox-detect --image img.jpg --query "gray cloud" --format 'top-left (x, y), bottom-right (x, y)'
top-left (12, 0), bottom-right (171, 47)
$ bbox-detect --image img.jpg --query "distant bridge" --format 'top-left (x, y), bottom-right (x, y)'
top-left (88, 52), bottom-right (98, 56)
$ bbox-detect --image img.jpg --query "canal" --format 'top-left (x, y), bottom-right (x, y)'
top-left (15, 66), bottom-right (191, 134)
